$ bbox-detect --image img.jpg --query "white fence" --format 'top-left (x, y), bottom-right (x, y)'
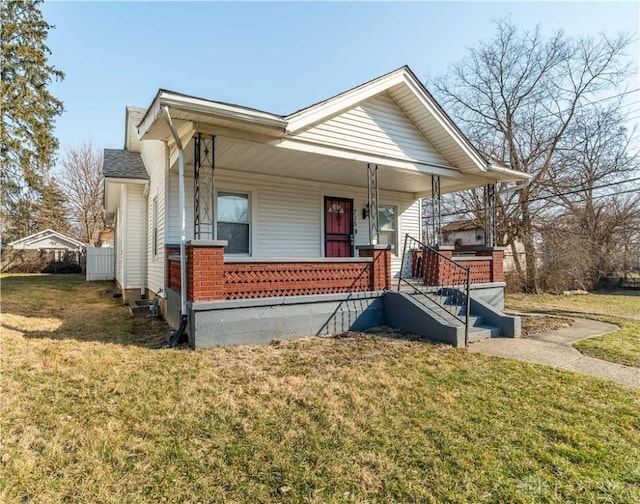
top-left (86, 246), bottom-right (115, 281)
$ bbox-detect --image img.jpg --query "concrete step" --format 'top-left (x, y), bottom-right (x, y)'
top-left (402, 289), bottom-right (503, 340)
top-left (467, 324), bottom-right (502, 342)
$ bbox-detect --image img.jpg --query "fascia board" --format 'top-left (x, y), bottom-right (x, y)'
top-left (104, 177), bottom-right (149, 185)
top-left (400, 73), bottom-right (488, 173)
top-left (487, 163), bottom-right (532, 182)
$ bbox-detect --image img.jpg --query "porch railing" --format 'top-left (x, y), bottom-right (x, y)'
top-left (398, 235), bottom-right (471, 347)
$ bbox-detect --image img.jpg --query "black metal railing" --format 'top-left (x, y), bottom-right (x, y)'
top-left (397, 235), bottom-right (471, 347)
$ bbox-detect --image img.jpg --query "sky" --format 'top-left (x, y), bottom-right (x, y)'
top-left (41, 1), bottom-right (640, 159)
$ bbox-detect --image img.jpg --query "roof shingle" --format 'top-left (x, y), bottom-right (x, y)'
top-left (102, 149), bottom-right (149, 180)
top-left (127, 106), bottom-right (146, 127)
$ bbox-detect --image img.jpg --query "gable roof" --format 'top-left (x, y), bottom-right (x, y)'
top-left (135, 65), bottom-right (529, 183)
top-left (285, 66), bottom-right (489, 175)
top-left (102, 149), bottom-right (149, 180)
top-left (8, 229), bottom-right (86, 250)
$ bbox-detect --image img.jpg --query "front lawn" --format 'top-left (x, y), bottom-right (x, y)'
top-left (506, 291), bottom-right (640, 367)
top-left (1, 275), bottom-right (639, 503)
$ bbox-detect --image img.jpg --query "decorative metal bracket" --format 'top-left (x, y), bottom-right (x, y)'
top-left (431, 175), bottom-right (441, 245)
top-left (194, 134), bottom-right (215, 240)
top-left (367, 164), bottom-right (379, 245)
top-left (485, 183), bottom-right (496, 247)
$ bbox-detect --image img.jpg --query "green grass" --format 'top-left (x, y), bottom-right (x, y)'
top-left (1, 275), bottom-right (640, 503)
top-left (506, 291), bottom-right (640, 368)
top-left (574, 323), bottom-right (640, 368)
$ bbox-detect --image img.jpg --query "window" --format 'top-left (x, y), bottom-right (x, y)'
top-left (152, 197), bottom-right (158, 257)
top-left (378, 205), bottom-right (396, 251)
top-left (217, 191), bottom-right (250, 254)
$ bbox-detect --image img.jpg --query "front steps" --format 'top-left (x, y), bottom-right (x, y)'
top-left (385, 287), bottom-right (520, 347)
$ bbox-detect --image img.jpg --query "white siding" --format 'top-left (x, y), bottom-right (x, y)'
top-left (115, 205), bottom-right (123, 286)
top-left (166, 168), bottom-right (420, 278)
top-left (141, 140), bottom-right (166, 295)
top-left (116, 184), bottom-right (147, 289)
top-left (126, 114), bottom-right (142, 153)
top-left (295, 93), bottom-right (451, 167)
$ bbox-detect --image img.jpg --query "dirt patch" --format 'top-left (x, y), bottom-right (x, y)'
top-left (521, 315), bottom-right (574, 337)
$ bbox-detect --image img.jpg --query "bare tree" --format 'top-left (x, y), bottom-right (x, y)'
top-left (539, 105), bottom-right (640, 289)
top-left (60, 142), bottom-right (104, 245)
top-left (432, 19), bottom-right (635, 292)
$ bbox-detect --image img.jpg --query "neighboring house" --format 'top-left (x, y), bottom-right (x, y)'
top-left (103, 66), bottom-right (528, 347)
top-left (3, 229), bottom-right (86, 273)
top-left (504, 240), bottom-right (526, 273)
top-left (441, 219), bottom-right (525, 272)
top-left (98, 227), bottom-right (115, 248)
top-left (8, 229), bottom-right (85, 258)
top-left (442, 220), bottom-right (485, 247)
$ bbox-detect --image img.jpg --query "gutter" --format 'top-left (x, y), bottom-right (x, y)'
top-left (139, 91), bottom-right (287, 140)
top-left (487, 164), bottom-right (533, 194)
top-left (161, 105), bottom-right (188, 346)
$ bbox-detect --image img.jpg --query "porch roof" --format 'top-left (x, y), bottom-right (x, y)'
top-left (137, 65), bottom-right (530, 195)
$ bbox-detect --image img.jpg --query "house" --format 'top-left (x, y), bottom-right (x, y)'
top-left (8, 229), bottom-right (85, 254)
top-left (3, 229), bottom-right (85, 273)
top-left (103, 66), bottom-right (529, 348)
top-left (442, 220), bottom-right (485, 247)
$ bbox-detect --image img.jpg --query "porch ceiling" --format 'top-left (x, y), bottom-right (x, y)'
top-left (177, 136), bottom-right (491, 197)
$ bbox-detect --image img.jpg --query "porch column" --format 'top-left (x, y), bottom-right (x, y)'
top-left (431, 175), bottom-right (442, 245)
top-left (194, 134), bottom-right (216, 240)
top-left (357, 245), bottom-right (391, 291)
top-left (186, 240), bottom-right (227, 302)
top-left (477, 247), bottom-right (505, 283)
top-left (367, 164), bottom-right (379, 245)
top-left (484, 183), bottom-right (496, 247)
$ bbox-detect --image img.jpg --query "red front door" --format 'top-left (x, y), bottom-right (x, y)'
top-left (325, 197), bottom-right (354, 257)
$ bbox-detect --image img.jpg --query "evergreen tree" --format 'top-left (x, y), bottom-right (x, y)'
top-left (1, 0), bottom-right (65, 242)
top-left (34, 176), bottom-right (71, 235)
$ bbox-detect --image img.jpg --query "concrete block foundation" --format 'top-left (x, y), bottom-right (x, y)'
top-left (187, 291), bottom-right (384, 347)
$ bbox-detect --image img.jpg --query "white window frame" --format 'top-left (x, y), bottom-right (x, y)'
top-left (214, 189), bottom-right (253, 256)
top-left (378, 204), bottom-right (398, 254)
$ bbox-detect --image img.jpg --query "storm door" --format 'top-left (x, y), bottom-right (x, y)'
top-left (324, 197), bottom-right (354, 257)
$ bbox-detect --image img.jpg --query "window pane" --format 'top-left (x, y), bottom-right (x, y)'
top-left (378, 206), bottom-right (395, 231)
top-left (378, 230), bottom-right (396, 250)
top-left (217, 222), bottom-right (249, 254)
top-left (218, 192), bottom-right (248, 223)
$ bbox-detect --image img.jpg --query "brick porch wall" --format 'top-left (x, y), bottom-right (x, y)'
top-left (224, 261), bottom-right (372, 299)
top-left (166, 241), bottom-right (392, 302)
top-left (418, 247), bottom-right (505, 285)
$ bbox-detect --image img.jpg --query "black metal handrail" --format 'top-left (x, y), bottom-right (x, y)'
top-left (398, 234), bottom-right (471, 347)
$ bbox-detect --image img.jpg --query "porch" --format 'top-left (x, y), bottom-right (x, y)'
top-left (163, 238), bottom-right (514, 348)
top-left (165, 241), bottom-right (505, 304)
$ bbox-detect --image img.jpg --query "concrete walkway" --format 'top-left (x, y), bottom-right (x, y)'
top-left (470, 316), bottom-right (640, 388)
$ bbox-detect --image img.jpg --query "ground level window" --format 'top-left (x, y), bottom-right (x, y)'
top-left (217, 192), bottom-right (250, 254)
top-left (378, 205), bottom-right (396, 251)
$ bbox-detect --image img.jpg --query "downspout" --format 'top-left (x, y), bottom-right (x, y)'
top-left (161, 105), bottom-right (188, 346)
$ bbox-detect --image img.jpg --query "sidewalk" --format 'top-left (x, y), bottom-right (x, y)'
top-left (470, 317), bottom-right (640, 388)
